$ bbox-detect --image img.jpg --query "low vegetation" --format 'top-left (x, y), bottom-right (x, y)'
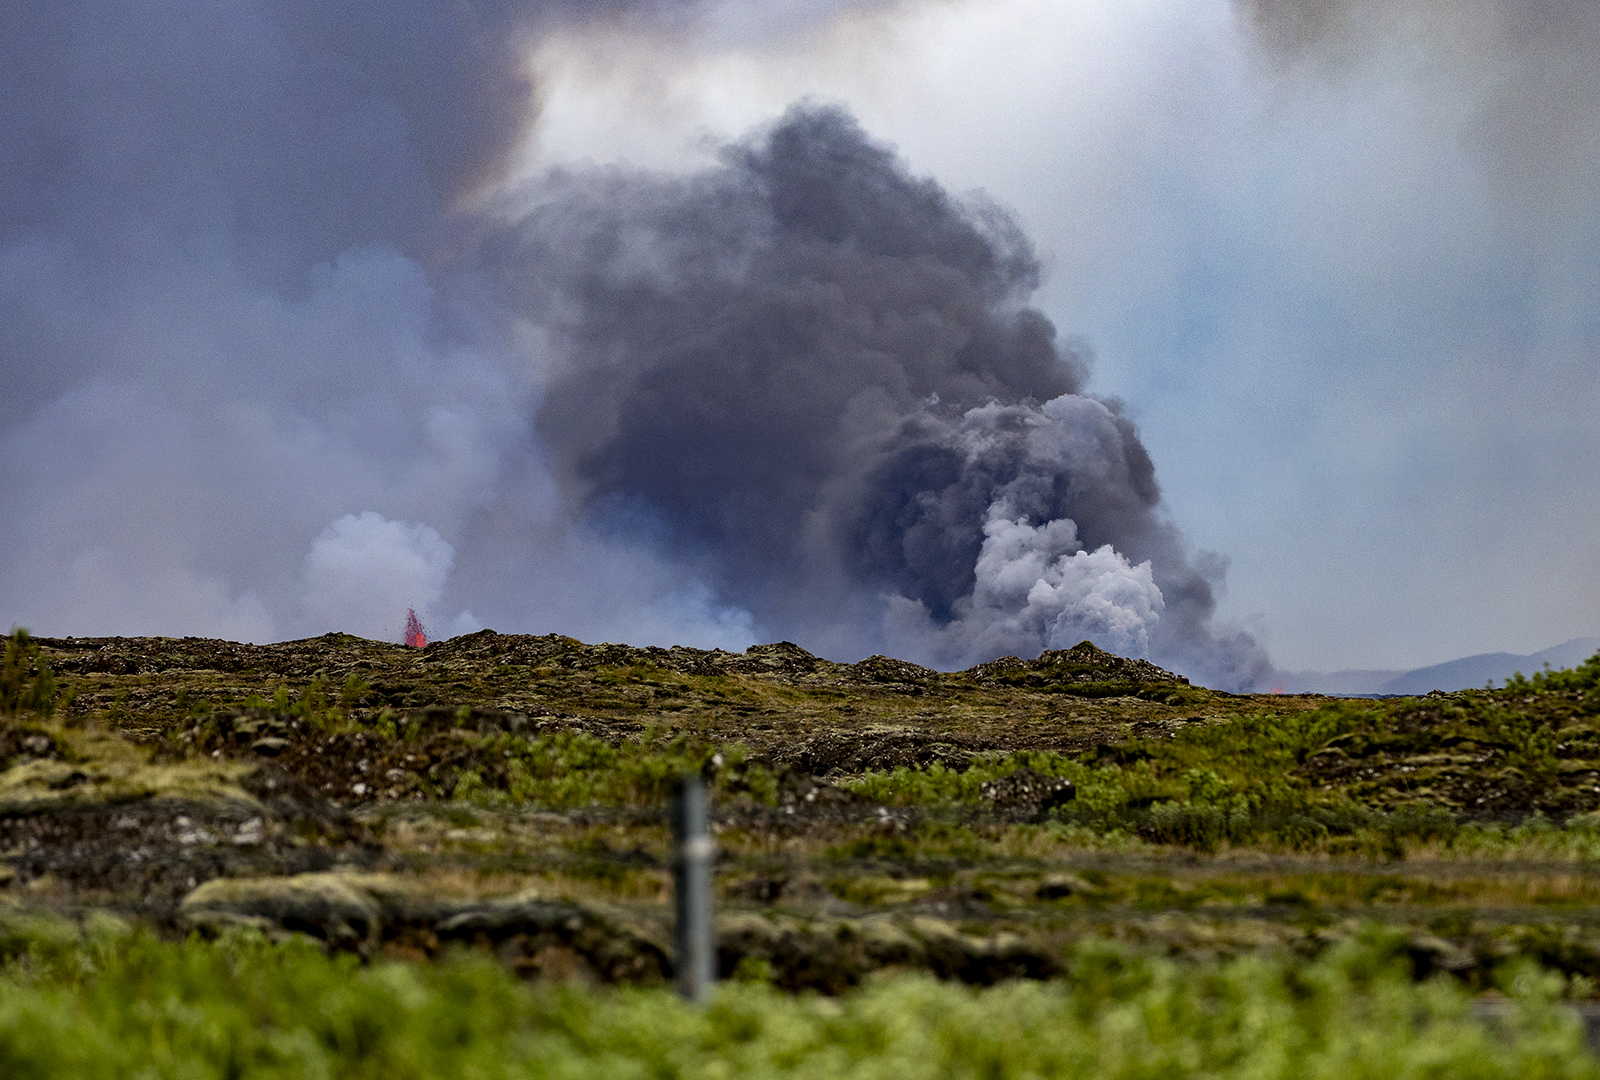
top-left (6, 627), bottom-right (1600, 1068)
top-left (0, 629), bottom-right (57, 720)
top-left (841, 684), bottom-right (1600, 854)
top-left (1, 915), bottom-right (1595, 1078)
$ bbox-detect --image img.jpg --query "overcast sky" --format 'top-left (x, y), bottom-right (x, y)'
top-left (513, 0), bottom-right (1598, 671)
top-left (3, 0), bottom-right (1596, 676)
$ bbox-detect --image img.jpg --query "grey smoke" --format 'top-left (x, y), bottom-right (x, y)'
top-left (483, 106), bottom-right (1271, 686)
top-left (0, 0), bottom-right (661, 645)
top-left (0, 1), bottom-right (1271, 688)
top-left (1234, 0), bottom-right (1600, 237)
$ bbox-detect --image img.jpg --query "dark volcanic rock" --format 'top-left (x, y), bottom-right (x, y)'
top-left (978, 768), bottom-right (1077, 822)
top-left (777, 730), bottom-right (992, 776)
top-left (965, 640), bottom-right (1186, 688)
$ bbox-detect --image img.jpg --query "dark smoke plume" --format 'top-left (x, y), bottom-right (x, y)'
top-left (483, 107), bottom-right (1271, 687)
top-left (0, 1), bottom-right (1270, 688)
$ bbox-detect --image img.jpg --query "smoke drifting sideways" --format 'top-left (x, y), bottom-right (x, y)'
top-left (0, 2), bottom-right (1269, 688)
top-left (482, 107), bottom-right (1271, 688)
top-left (0, 0), bottom-right (696, 650)
top-left (1234, 0), bottom-right (1600, 245)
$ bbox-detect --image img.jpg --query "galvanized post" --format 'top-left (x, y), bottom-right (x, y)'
top-left (671, 773), bottom-right (715, 1002)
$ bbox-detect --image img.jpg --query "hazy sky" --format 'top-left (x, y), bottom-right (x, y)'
top-left (514, 0), bottom-right (1599, 671)
top-left (3, 0), bottom-right (1596, 676)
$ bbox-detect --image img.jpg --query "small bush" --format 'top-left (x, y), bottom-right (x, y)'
top-left (1506, 651), bottom-right (1600, 696)
top-left (0, 921), bottom-right (1594, 1078)
top-left (458, 730), bottom-right (779, 809)
top-left (1, 629), bottom-right (57, 718)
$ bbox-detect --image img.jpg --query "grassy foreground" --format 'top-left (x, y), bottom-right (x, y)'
top-left (0, 920), bottom-right (1594, 1078)
top-left (10, 629), bottom-right (1600, 1069)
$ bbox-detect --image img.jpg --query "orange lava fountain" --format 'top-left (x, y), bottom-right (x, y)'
top-left (404, 608), bottom-right (428, 648)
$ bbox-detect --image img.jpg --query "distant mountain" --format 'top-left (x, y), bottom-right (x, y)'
top-left (1278, 668), bottom-right (1405, 696)
top-left (1281, 637), bottom-right (1600, 696)
top-left (1380, 637), bottom-right (1600, 696)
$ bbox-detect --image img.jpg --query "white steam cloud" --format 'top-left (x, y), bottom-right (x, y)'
top-left (300, 512), bottom-right (455, 643)
top-left (883, 397), bottom-right (1167, 668)
top-left (887, 513), bottom-right (1163, 668)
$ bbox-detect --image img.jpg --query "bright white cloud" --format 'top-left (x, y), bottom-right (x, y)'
top-left (886, 500), bottom-right (1164, 668)
top-left (300, 512), bottom-right (455, 642)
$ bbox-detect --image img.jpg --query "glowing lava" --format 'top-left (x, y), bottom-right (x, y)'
top-left (404, 608), bottom-right (428, 648)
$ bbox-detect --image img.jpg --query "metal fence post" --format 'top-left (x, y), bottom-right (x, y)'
top-left (670, 773), bottom-right (715, 1002)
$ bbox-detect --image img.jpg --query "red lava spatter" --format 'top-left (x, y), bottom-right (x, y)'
top-left (404, 609), bottom-right (427, 648)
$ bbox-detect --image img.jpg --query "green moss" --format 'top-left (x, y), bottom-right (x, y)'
top-left (827, 656), bottom-right (1600, 849)
top-left (440, 730), bottom-right (779, 810)
top-left (0, 724), bottom-right (257, 814)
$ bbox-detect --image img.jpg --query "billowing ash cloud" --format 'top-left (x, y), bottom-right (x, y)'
top-left (482, 107), bottom-right (1270, 686)
top-left (0, 1), bottom-right (1270, 687)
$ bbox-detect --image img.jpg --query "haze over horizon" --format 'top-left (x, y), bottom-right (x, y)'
top-left (3, 0), bottom-right (1597, 682)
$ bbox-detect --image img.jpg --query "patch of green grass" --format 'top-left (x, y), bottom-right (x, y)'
top-left (838, 657), bottom-right (1600, 852)
top-left (0, 919), bottom-right (1594, 1077)
top-left (2, 629), bottom-right (58, 719)
top-left (453, 730), bottom-right (780, 809)
top-left (237, 678), bottom-right (349, 732)
top-left (828, 830), bottom-right (936, 863)
top-left (1507, 654), bottom-right (1600, 697)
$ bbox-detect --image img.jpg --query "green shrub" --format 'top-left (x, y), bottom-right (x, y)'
top-left (0, 921), bottom-right (1594, 1078)
top-left (1506, 651), bottom-right (1600, 696)
top-left (1, 629), bottom-right (57, 718)
top-left (831, 676), bottom-right (1600, 851)
top-left (454, 730), bottom-right (778, 809)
